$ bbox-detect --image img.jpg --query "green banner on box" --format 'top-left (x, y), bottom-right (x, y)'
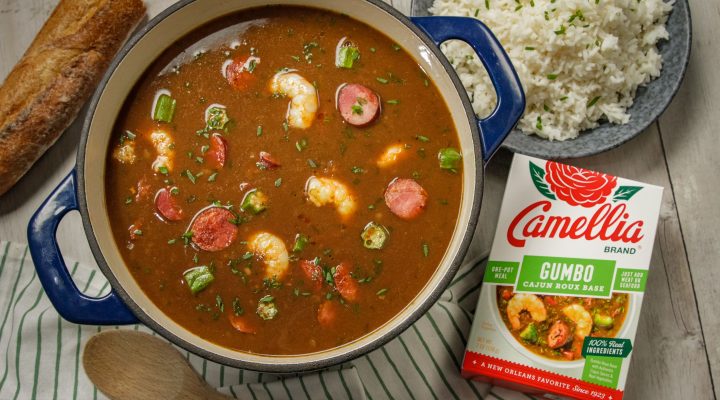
top-left (483, 261), bottom-right (520, 284)
top-left (582, 356), bottom-right (624, 388)
top-left (582, 337), bottom-right (633, 358)
top-left (515, 255), bottom-right (616, 297)
top-left (613, 268), bottom-right (648, 292)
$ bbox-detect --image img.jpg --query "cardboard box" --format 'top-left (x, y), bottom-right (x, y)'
top-left (462, 154), bottom-right (663, 399)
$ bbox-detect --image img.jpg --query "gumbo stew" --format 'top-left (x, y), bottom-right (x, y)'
top-left (105, 6), bottom-right (463, 355)
top-left (497, 287), bottom-right (629, 361)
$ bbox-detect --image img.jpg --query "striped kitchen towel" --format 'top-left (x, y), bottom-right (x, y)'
top-left (0, 240), bottom-right (529, 399)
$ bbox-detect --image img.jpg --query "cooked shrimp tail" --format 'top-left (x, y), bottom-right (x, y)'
top-left (562, 303), bottom-right (593, 340)
top-left (506, 293), bottom-right (548, 330)
top-left (248, 232), bottom-right (290, 281)
top-left (305, 176), bottom-right (356, 218)
top-left (270, 71), bottom-right (318, 129)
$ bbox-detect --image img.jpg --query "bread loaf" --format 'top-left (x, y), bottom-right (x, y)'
top-left (0, 0), bottom-right (145, 196)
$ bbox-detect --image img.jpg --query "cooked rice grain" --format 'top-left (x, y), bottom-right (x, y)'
top-left (430, 0), bottom-right (673, 141)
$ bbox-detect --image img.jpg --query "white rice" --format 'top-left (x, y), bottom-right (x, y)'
top-left (429, 0), bottom-right (673, 141)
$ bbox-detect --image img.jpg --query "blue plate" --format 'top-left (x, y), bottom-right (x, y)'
top-left (411, 0), bottom-right (692, 159)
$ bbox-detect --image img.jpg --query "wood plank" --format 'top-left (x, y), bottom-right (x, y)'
top-left (571, 124), bottom-right (713, 398)
top-left (658, 0), bottom-right (720, 395)
top-left (402, 0), bottom-right (714, 395)
top-left (480, 125), bottom-right (714, 398)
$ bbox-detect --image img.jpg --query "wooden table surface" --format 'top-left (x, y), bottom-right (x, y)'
top-left (0, 0), bottom-right (717, 398)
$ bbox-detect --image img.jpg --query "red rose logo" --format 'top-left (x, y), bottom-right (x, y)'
top-left (544, 161), bottom-right (618, 208)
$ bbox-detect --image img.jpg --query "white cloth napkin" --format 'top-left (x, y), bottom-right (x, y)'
top-left (0, 238), bottom-right (531, 399)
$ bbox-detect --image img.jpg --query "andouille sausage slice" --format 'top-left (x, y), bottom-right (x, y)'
top-left (333, 262), bottom-right (358, 302)
top-left (547, 320), bottom-right (571, 349)
top-left (384, 178), bottom-right (428, 220)
top-left (190, 207), bottom-right (238, 252)
top-left (229, 314), bottom-right (256, 334)
top-left (206, 134), bottom-right (227, 168)
top-left (300, 259), bottom-right (324, 291)
top-left (336, 83), bottom-right (380, 126)
top-left (225, 56), bottom-right (259, 91)
top-left (154, 187), bottom-right (183, 221)
top-left (258, 151), bottom-right (280, 170)
top-left (317, 300), bottom-right (340, 327)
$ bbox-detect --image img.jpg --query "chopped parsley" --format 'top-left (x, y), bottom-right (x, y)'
top-left (232, 297), bottom-right (244, 316)
top-left (587, 96), bottom-right (601, 107)
top-left (295, 138), bottom-right (308, 152)
top-left (183, 169), bottom-right (197, 184)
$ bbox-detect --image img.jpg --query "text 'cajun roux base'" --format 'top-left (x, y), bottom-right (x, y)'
top-left (463, 154), bottom-right (663, 399)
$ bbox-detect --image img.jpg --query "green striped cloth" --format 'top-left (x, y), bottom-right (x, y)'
top-left (0, 240), bottom-right (529, 399)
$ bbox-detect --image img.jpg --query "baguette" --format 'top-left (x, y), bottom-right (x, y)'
top-left (0, 0), bottom-right (145, 196)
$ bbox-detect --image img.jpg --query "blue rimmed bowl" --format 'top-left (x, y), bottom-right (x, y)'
top-left (412, 0), bottom-right (692, 158)
top-left (28, 0), bottom-right (524, 372)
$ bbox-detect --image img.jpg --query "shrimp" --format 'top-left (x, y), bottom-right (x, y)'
top-left (376, 144), bottom-right (407, 168)
top-left (248, 232), bottom-right (289, 281)
top-left (270, 71), bottom-right (318, 129)
top-left (562, 303), bottom-right (593, 340)
top-left (113, 141), bottom-right (136, 164)
top-left (150, 130), bottom-right (174, 172)
top-left (305, 176), bottom-right (356, 218)
top-left (506, 293), bottom-right (547, 330)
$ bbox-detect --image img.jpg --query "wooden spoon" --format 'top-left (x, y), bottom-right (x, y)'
top-left (83, 330), bottom-right (229, 400)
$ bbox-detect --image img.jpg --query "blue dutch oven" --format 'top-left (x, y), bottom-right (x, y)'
top-left (28, 0), bottom-right (524, 372)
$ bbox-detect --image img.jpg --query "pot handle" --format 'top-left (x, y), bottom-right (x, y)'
top-left (27, 170), bottom-right (138, 325)
top-left (411, 16), bottom-right (525, 164)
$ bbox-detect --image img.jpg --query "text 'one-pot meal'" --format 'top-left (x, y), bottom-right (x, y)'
top-left (462, 155), bottom-right (663, 400)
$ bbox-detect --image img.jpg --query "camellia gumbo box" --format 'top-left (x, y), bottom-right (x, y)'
top-left (462, 154), bottom-right (663, 399)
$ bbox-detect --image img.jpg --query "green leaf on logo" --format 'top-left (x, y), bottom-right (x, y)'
top-left (612, 186), bottom-right (642, 202)
top-left (529, 161), bottom-right (556, 200)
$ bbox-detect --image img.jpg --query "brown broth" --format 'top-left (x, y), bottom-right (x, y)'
top-left (496, 287), bottom-right (629, 361)
top-left (105, 6), bottom-right (463, 355)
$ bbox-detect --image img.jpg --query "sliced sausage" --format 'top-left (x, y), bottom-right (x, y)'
top-left (337, 83), bottom-right (380, 126)
top-left (333, 262), bottom-right (358, 302)
top-left (317, 300), bottom-right (340, 327)
top-left (225, 56), bottom-right (257, 91)
top-left (384, 178), bottom-right (428, 220)
top-left (547, 320), bottom-right (571, 349)
top-left (206, 134), bottom-right (227, 169)
top-left (258, 151), bottom-right (280, 170)
top-left (300, 259), bottom-right (324, 291)
top-left (499, 287), bottom-right (514, 301)
top-left (229, 315), bottom-right (256, 334)
top-left (155, 187), bottom-right (184, 221)
top-left (189, 207), bottom-right (239, 252)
